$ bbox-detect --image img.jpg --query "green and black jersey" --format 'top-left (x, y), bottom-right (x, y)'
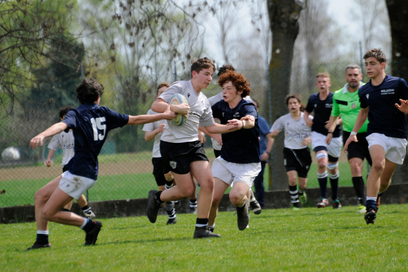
top-left (331, 83), bottom-right (369, 133)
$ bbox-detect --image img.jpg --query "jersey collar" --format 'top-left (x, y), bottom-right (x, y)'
top-left (343, 82), bottom-right (363, 94)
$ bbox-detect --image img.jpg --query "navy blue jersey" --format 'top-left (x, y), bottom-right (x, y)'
top-left (359, 75), bottom-right (408, 139)
top-left (212, 99), bottom-right (260, 163)
top-left (63, 103), bottom-right (129, 180)
top-left (305, 92), bottom-right (341, 137)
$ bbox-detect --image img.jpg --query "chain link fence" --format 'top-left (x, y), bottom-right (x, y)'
top-left (0, 63), bottom-right (393, 207)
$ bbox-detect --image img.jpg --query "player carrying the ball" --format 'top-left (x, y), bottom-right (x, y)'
top-left (147, 57), bottom-right (243, 238)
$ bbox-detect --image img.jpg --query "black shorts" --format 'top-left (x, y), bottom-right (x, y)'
top-left (160, 140), bottom-right (208, 174)
top-left (62, 165), bottom-right (68, 173)
top-left (152, 157), bottom-right (167, 186)
top-left (343, 131), bottom-right (372, 165)
top-left (283, 147), bottom-right (312, 178)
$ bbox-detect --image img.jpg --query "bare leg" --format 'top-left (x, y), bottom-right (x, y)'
top-left (190, 161), bottom-right (214, 219)
top-left (76, 194), bottom-right (88, 208)
top-left (208, 178), bottom-right (229, 226)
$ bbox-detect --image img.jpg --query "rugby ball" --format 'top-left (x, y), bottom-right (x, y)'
top-left (170, 93), bottom-right (189, 126)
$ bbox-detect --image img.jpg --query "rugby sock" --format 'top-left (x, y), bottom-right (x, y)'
top-left (155, 191), bottom-right (164, 204)
top-left (165, 179), bottom-right (174, 189)
top-left (166, 208), bottom-right (176, 220)
top-left (208, 223), bottom-right (215, 232)
top-left (352, 176), bottom-right (366, 205)
top-left (36, 230), bottom-right (49, 243)
top-left (317, 171), bottom-right (328, 198)
top-left (298, 188), bottom-right (304, 197)
top-left (329, 172), bottom-right (339, 200)
top-left (289, 185), bottom-right (300, 207)
top-left (189, 198), bottom-right (197, 209)
top-left (81, 205), bottom-right (92, 213)
top-left (81, 218), bottom-right (96, 232)
top-left (366, 196), bottom-right (377, 210)
top-left (196, 218), bottom-right (208, 228)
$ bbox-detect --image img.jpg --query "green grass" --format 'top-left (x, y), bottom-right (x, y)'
top-left (1, 204), bottom-right (407, 271)
top-left (0, 160), bottom-right (368, 207)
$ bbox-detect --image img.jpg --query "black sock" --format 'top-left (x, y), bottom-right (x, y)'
top-left (165, 179), bottom-right (174, 188)
top-left (81, 205), bottom-right (90, 211)
top-left (352, 176), bottom-right (365, 205)
top-left (318, 176), bottom-right (328, 198)
top-left (155, 191), bottom-right (164, 204)
top-left (82, 219), bottom-right (96, 233)
top-left (36, 234), bottom-right (49, 243)
top-left (190, 198), bottom-right (197, 207)
top-left (166, 208), bottom-right (176, 219)
top-left (329, 176), bottom-right (339, 200)
top-left (196, 218), bottom-right (208, 228)
top-left (289, 185), bottom-right (299, 206)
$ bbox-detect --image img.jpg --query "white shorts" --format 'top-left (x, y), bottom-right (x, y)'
top-left (311, 131), bottom-right (342, 158)
top-left (211, 157), bottom-right (261, 187)
top-left (59, 171), bottom-right (96, 200)
top-left (366, 133), bottom-right (408, 165)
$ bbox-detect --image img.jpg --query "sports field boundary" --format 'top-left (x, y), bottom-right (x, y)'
top-left (1, 183), bottom-right (408, 223)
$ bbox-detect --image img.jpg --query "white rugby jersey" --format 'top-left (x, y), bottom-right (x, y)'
top-left (270, 112), bottom-right (312, 150)
top-left (159, 80), bottom-right (215, 143)
top-left (48, 130), bottom-right (75, 166)
top-left (142, 109), bottom-right (166, 158)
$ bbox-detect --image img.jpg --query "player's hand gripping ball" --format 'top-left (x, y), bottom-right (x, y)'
top-left (170, 93), bottom-right (189, 126)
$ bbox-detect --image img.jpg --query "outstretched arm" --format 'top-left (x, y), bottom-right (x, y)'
top-left (30, 122), bottom-right (68, 148)
top-left (128, 106), bottom-right (176, 125)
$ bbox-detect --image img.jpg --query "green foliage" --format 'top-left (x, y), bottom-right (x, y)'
top-left (1, 204), bottom-right (407, 271)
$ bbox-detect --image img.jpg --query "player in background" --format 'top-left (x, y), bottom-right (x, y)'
top-left (142, 82), bottom-right (177, 225)
top-left (251, 99), bottom-right (272, 212)
top-left (344, 48), bottom-right (408, 224)
top-left (326, 64), bottom-right (371, 213)
top-left (269, 94), bottom-right (312, 209)
top-left (26, 78), bottom-right (176, 250)
top-left (46, 106), bottom-right (96, 219)
top-left (208, 70), bottom-right (261, 232)
top-left (147, 57), bottom-right (242, 239)
top-left (304, 73), bottom-right (343, 209)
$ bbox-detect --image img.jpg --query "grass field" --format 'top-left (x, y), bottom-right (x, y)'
top-left (1, 204), bottom-right (407, 271)
top-left (0, 160), bottom-right (368, 207)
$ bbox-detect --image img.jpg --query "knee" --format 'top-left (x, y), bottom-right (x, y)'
top-left (179, 187), bottom-right (194, 198)
top-left (199, 178), bottom-right (214, 192)
top-left (42, 208), bottom-right (55, 222)
top-left (34, 189), bottom-right (48, 204)
top-left (317, 161), bottom-right (327, 170)
top-left (229, 193), bottom-right (245, 206)
top-left (288, 177), bottom-right (297, 186)
top-left (371, 161), bottom-right (385, 173)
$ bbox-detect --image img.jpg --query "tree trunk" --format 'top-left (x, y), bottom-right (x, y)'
top-left (385, 0), bottom-right (408, 184)
top-left (267, 0), bottom-right (302, 190)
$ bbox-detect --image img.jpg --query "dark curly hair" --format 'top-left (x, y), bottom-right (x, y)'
top-left (217, 64), bottom-right (236, 77)
top-left (364, 48), bottom-right (387, 63)
top-left (76, 78), bottom-right (104, 104)
top-left (59, 106), bottom-right (74, 119)
top-left (191, 57), bottom-right (215, 76)
top-left (218, 70), bottom-right (251, 98)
